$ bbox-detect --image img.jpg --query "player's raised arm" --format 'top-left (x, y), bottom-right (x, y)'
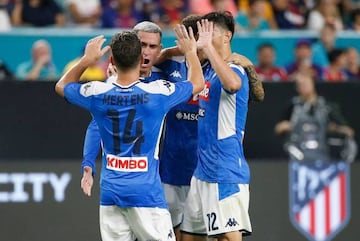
top-left (174, 24), bottom-right (204, 95)
top-left (155, 46), bottom-right (182, 65)
top-left (55, 35), bottom-right (110, 97)
top-left (197, 19), bottom-right (241, 93)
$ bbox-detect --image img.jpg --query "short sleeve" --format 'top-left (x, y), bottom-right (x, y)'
top-left (64, 82), bottom-right (94, 110)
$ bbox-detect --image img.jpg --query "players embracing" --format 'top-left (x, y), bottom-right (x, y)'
top-left (64, 10), bottom-right (264, 241)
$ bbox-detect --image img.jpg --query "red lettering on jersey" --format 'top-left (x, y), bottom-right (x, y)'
top-left (198, 82), bottom-right (210, 101)
top-left (187, 94), bottom-right (199, 105)
top-left (106, 155), bottom-right (148, 172)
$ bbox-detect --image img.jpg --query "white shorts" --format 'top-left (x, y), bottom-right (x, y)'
top-left (180, 177), bottom-right (252, 237)
top-left (99, 205), bottom-right (175, 241)
top-left (163, 183), bottom-right (190, 227)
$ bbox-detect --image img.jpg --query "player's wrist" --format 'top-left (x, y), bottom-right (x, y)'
top-left (83, 166), bottom-right (93, 174)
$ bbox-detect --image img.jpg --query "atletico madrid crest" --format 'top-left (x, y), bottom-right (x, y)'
top-left (289, 160), bottom-right (351, 241)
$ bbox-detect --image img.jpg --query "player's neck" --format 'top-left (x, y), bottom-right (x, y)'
top-left (116, 70), bottom-right (140, 86)
top-left (140, 69), bottom-right (151, 78)
top-left (220, 46), bottom-right (232, 61)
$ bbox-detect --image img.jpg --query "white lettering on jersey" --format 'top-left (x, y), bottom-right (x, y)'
top-left (106, 154), bottom-right (148, 172)
top-left (176, 111), bottom-right (199, 121)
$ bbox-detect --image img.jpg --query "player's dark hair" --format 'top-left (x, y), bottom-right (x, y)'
top-left (110, 31), bottom-right (141, 70)
top-left (202, 11), bottom-right (235, 40)
top-left (181, 14), bottom-right (202, 36)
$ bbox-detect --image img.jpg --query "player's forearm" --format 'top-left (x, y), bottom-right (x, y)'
top-left (156, 47), bottom-right (181, 65)
top-left (246, 65), bottom-right (265, 102)
top-left (204, 46), bottom-right (241, 93)
top-left (55, 57), bottom-right (91, 97)
top-left (82, 120), bottom-right (101, 176)
top-left (185, 51), bottom-right (205, 94)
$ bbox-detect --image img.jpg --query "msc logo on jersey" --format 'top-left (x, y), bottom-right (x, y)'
top-left (289, 160), bottom-right (351, 241)
top-left (175, 111), bottom-right (198, 121)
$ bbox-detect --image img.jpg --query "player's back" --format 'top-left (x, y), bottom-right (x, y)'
top-left (69, 79), bottom-right (193, 207)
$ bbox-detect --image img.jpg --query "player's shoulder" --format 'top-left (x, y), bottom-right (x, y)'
top-left (151, 66), bottom-right (163, 73)
top-left (170, 55), bottom-right (186, 63)
top-left (79, 81), bottom-right (114, 97)
top-left (137, 79), bottom-right (185, 95)
top-left (228, 62), bottom-right (246, 75)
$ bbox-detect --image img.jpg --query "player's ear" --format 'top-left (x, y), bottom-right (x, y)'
top-left (110, 55), bottom-right (114, 65)
top-left (224, 30), bottom-right (232, 44)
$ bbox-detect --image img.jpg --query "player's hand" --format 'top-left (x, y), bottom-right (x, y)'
top-left (82, 35), bottom-right (110, 66)
top-left (81, 166), bottom-right (94, 197)
top-left (174, 24), bottom-right (196, 56)
top-left (196, 19), bottom-right (213, 50)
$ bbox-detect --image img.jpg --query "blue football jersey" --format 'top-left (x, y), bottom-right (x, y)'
top-left (65, 79), bottom-right (193, 208)
top-left (157, 57), bottom-right (199, 186)
top-left (82, 68), bottom-right (165, 175)
top-left (194, 62), bottom-right (251, 184)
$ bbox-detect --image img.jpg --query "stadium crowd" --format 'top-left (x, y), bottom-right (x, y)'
top-left (0, 0), bottom-right (359, 81)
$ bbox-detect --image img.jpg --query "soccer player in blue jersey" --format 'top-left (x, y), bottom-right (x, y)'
top-left (158, 14), bottom-right (263, 241)
top-left (55, 27), bottom-right (204, 240)
top-left (156, 14), bottom-right (202, 241)
top-left (180, 12), bottom-right (253, 241)
top-left (80, 21), bottom-right (166, 195)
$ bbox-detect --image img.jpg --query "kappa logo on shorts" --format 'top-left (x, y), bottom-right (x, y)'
top-left (225, 218), bottom-right (239, 228)
top-left (168, 229), bottom-right (174, 239)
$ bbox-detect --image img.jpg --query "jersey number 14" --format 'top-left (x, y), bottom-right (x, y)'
top-left (107, 109), bottom-right (144, 154)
